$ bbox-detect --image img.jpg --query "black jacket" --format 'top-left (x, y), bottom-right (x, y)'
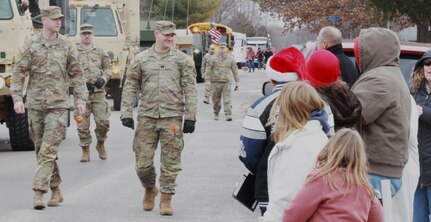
top-left (327, 44), bottom-right (359, 88)
top-left (413, 80), bottom-right (431, 186)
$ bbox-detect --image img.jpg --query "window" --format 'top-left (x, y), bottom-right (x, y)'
top-left (0, 0), bottom-right (13, 20)
top-left (81, 7), bottom-right (117, 36)
top-left (68, 8), bottom-right (77, 36)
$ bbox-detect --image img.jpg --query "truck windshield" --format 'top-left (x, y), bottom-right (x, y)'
top-left (0, 0), bottom-right (13, 20)
top-left (81, 7), bottom-right (117, 36)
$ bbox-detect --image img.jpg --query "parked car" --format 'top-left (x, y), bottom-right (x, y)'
top-left (262, 41), bottom-right (431, 96)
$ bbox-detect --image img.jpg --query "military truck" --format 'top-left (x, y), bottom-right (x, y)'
top-left (67, 0), bottom-right (140, 111)
top-left (0, 0), bottom-right (35, 151)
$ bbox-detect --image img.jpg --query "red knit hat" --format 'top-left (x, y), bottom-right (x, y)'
top-left (266, 47), bottom-right (306, 82)
top-left (306, 49), bottom-right (340, 88)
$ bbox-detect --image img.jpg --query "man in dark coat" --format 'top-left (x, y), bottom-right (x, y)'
top-left (317, 26), bottom-right (358, 88)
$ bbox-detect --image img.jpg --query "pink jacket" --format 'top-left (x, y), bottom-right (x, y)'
top-left (283, 169), bottom-right (384, 222)
top-left (246, 49), bottom-right (255, 60)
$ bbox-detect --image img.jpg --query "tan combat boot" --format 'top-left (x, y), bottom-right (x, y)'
top-left (47, 187), bottom-right (63, 207)
top-left (80, 146), bottom-right (90, 162)
top-left (214, 113), bottom-right (219, 120)
top-left (143, 186), bottom-right (158, 211)
top-left (33, 191), bottom-right (45, 210)
top-left (160, 193), bottom-right (173, 216)
top-left (96, 141), bottom-right (107, 160)
top-left (226, 115), bottom-right (232, 121)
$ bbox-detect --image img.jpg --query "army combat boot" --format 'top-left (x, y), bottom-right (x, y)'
top-left (96, 141), bottom-right (107, 160)
top-left (143, 186), bottom-right (158, 211)
top-left (226, 114), bottom-right (232, 121)
top-left (160, 193), bottom-right (173, 216)
top-left (47, 187), bottom-right (63, 207)
top-left (214, 113), bottom-right (219, 120)
top-left (33, 191), bottom-right (45, 210)
top-left (80, 146), bottom-right (90, 162)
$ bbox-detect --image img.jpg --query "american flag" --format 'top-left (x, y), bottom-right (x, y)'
top-left (210, 23), bottom-right (222, 44)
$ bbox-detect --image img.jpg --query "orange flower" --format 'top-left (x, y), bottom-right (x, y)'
top-left (171, 124), bottom-right (179, 134)
top-left (75, 115), bottom-right (83, 124)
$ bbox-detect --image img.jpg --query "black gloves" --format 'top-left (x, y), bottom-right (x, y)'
top-left (183, 120), bottom-right (195, 134)
top-left (121, 118), bottom-right (134, 130)
top-left (86, 83), bottom-right (95, 92)
top-left (94, 78), bottom-right (106, 89)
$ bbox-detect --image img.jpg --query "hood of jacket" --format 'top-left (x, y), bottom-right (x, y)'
top-left (357, 28), bottom-right (400, 73)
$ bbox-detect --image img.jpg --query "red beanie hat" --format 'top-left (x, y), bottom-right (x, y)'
top-left (266, 47), bottom-right (306, 82)
top-left (354, 37), bottom-right (361, 71)
top-left (306, 49), bottom-right (340, 88)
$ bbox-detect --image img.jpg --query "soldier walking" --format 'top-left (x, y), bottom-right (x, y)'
top-left (76, 24), bottom-right (112, 162)
top-left (120, 21), bottom-right (197, 216)
top-left (202, 44), bottom-right (215, 104)
top-left (11, 6), bottom-right (87, 210)
top-left (205, 42), bottom-right (239, 121)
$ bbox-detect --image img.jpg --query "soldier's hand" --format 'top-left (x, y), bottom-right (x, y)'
top-left (94, 78), bottom-right (106, 89)
top-left (121, 118), bottom-right (134, 130)
top-left (183, 120), bottom-right (195, 134)
top-left (14, 101), bottom-right (25, 114)
top-left (234, 82), bottom-right (240, 91)
top-left (86, 83), bottom-right (95, 92)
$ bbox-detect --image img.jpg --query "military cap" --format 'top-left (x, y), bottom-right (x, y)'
top-left (80, 24), bottom-right (94, 34)
top-left (154, 21), bottom-right (176, 35)
top-left (219, 42), bottom-right (227, 48)
top-left (40, 6), bottom-right (64, 19)
top-left (209, 44), bottom-right (215, 50)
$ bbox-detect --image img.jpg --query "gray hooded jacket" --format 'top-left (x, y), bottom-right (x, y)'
top-left (352, 28), bottom-right (411, 178)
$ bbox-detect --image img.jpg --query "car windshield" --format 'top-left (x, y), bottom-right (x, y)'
top-left (0, 0), bottom-right (13, 20)
top-left (344, 51), bottom-right (419, 83)
top-left (81, 7), bottom-right (117, 36)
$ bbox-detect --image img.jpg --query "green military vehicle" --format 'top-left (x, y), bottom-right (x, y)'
top-left (0, 0), bottom-right (35, 151)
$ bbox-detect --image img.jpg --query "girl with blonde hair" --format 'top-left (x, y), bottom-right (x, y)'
top-left (283, 129), bottom-right (384, 222)
top-left (263, 81), bottom-right (329, 222)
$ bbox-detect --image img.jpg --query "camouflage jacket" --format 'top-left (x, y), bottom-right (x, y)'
top-left (201, 52), bottom-right (213, 77)
top-left (11, 33), bottom-right (88, 109)
top-left (77, 44), bottom-right (112, 92)
top-left (121, 45), bottom-right (197, 121)
top-left (206, 53), bottom-right (239, 83)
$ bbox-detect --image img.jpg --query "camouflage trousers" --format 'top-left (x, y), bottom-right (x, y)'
top-left (28, 108), bottom-right (68, 192)
top-left (211, 82), bottom-right (232, 116)
top-left (204, 80), bottom-right (212, 101)
top-left (75, 91), bottom-right (110, 147)
top-left (133, 116), bottom-right (184, 194)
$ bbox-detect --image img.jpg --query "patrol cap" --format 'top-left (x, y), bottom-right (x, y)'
top-left (219, 42), bottom-right (227, 48)
top-left (209, 44), bottom-right (215, 50)
top-left (40, 6), bottom-right (64, 19)
top-left (80, 24), bottom-right (94, 34)
top-left (154, 21), bottom-right (176, 35)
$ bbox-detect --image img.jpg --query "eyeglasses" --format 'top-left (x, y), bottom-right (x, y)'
top-left (424, 60), bottom-right (431, 67)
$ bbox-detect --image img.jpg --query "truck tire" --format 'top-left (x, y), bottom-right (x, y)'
top-left (8, 109), bottom-right (35, 151)
top-left (237, 62), bottom-right (243, 69)
top-left (112, 79), bottom-right (122, 111)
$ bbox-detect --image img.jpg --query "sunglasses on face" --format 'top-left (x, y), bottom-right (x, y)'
top-left (424, 60), bottom-right (431, 67)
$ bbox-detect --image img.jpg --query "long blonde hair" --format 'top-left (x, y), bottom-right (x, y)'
top-left (412, 65), bottom-right (425, 93)
top-left (307, 128), bottom-right (374, 199)
top-left (268, 81), bottom-right (324, 143)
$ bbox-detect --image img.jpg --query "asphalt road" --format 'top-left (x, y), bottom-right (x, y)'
top-left (0, 68), bottom-right (268, 222)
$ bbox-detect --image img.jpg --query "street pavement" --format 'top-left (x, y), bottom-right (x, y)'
top-left (0, 68), bottom-right (268, 222)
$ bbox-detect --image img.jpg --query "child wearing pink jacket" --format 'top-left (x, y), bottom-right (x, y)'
top-left (283, 129), bottom-right (384, 222)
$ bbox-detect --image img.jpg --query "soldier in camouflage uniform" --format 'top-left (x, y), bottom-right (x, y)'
top-left (205, 42), bottom-right (239, 121)
top-left (202, 44), bottom-right (215, 104)
top-left (11, 6), bottom-right (87, 210)
top-left (76, 24), bottom-right (112, 162)
top-left (120, 20), bottom-right (197, 216)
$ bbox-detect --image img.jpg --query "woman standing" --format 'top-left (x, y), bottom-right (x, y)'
top-left (263, 81), bottom-right (329, 222)
top-left (411, 50), bottom-right (431, 222)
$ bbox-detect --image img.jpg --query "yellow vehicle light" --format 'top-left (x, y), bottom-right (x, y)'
top-left (5, 76), bottom-right (11, 87)
top-left (192, 26), bottom-right (199, 33)
top-left (0, 77), bottom-right (5, 90)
